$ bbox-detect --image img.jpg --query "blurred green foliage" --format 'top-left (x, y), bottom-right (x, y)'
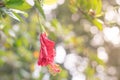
top-left (0, 0), bottom-right (119, 80)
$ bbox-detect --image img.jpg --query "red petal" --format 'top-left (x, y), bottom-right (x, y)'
top-left (38, 32), bottom-right (56, 66)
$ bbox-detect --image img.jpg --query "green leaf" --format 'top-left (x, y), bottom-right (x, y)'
top-left (2, 8), bottom-right (23, 21)
top-left (6, 0), bottom-right (31, 10)
top-left (35, 0), bottom-right (46, 19)
top-left (96, 0), bottom-right (102, 14)
top-left (10, 9), bottom-right (28, 17)
top-left (68, 5), bottom-right (78, 13)
top-left (89, 0), bottom-right (102, 15)
top-left (92, 18), bottom-right (103, 30)
top-left (12, 12), bottom-right (23, 22)
top-left (85, 66), bottom-right (95, 77)
top-left (79, 0), bottom-right (89, 11)
top-left (0, 50), bottom-right (5, 56)
top-left (90, 52), bottom-right (104, 65)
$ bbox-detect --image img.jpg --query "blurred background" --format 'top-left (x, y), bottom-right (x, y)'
top-left (0, 0), bottom-right (120, 80)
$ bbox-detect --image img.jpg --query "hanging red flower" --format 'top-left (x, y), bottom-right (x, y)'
top-left (38, 32), bottom-right (55, 66)
top-left (37, 32), bottom-right (61, 75)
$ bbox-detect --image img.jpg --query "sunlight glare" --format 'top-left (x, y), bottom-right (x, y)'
top-left (55, 45), bottom-right (66, 64)
top-left (97, 47), bottom-right (108, 62)
top-left (72, 73), bottom-right (86, 80)
top-left (103, 27), bottom-right (120, 46)
top-left (26, 0), bottom-right (34, 6)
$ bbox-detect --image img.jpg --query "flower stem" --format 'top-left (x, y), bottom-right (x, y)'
top-left (35, 0), bottom-right (46, 33)
top-left (39, 21), bottom-right (46, 32)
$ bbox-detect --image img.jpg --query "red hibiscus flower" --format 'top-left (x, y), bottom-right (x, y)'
top-left (38, 32), bottom-right (55, 66)
top-left (37, 32), bottom-right (61, 75)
